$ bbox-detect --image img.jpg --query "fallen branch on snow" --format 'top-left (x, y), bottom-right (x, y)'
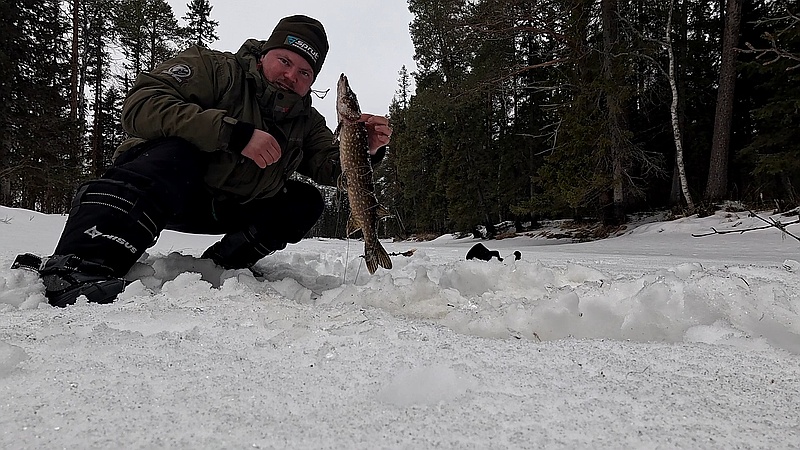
top-left (692, 210), bottom-right (800, 242)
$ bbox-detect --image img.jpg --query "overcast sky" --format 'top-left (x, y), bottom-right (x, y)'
top-left (166, 0), bottom-right (417, 123)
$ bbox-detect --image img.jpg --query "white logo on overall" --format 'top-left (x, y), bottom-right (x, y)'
top-left (84, 226), bottom-right (138, 254)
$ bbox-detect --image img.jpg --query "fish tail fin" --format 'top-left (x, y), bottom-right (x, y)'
top-left (365, 239), bottom-right (393, 274)
top-left (376, 241), bottom-right (392, 270)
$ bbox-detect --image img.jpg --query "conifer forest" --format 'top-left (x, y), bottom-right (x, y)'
top-left (1, 0), bottom-right (798, 238)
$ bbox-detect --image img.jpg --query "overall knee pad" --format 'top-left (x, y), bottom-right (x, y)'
top-left (53, 179), bottom-right (166, 277)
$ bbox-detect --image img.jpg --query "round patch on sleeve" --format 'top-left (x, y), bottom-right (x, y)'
top-left (163, 63), bottom-right (192, 82)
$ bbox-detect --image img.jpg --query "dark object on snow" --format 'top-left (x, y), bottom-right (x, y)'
top-left (465, 245), bottom-right (522, 262)
top-left (466, 243), bottom-right (503, 261)
top-left (388, 248), bottom-right (417, 257)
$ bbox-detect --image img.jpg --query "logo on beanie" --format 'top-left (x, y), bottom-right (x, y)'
top-left (285, 35), bottom-right (319, 63)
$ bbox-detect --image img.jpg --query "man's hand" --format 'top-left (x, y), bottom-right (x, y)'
top-left (359, 114), bottom-right (392, 155)
top-left (241, 129), bottom-right (282, 168)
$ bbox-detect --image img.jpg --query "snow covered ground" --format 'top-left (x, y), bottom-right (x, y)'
top-left (1, 205), bottom-right (798, 448)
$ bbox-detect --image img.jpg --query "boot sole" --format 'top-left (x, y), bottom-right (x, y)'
top-left (48, 278), bottom-right (127, 308)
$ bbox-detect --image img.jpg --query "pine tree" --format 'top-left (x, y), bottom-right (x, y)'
top-left (84, 0), bottom-right (118, 176)
top-left (535, 0), bottom-right (607, 218)
top-left (143, 0), bottom-right (181, 71)
top-left (115, 0), bottom-right (148, 80)
top-left (396, 65), bottom-right (411, 110)
top-left (739, 1), bottom-right (800, 206)
top-left (0, 0), bottom-right (78, 212)
top-left (405, 0), bottom-right (473, 233)
top-left (181, 0), bottom-right (218, 48)
top-left (375, 66), bottom-right (413, 238)
top-left (705, 0), bottom-right (744, 202)
top-left (0, 0), bottom-right (16, 204)
top-left (96, 86), bottom-right (128, 172)
top-left (115, 0), bottom-right (181, 80)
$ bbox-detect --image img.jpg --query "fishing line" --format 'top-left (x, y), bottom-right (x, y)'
top-left (343, 235), bottom-right (351, 285)
top-left (311, 88), bottom-right (330, 99)
top-left (355, 257), bottom-right (363, 279)
top-left (334, 179), bottom-right (350, 284)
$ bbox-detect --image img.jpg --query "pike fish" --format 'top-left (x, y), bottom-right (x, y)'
top-left (336, 73), bottom-right (392, 274)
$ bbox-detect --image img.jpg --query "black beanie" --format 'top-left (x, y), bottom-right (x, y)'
top-left (263, 15), bottom-right (328, 78)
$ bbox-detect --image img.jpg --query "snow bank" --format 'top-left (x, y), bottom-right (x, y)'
top-left (3, 247), bottom-right (798, 353)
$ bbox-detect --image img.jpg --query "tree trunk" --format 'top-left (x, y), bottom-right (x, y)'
top-left (0, 141), bottom-right (10, 205)
top-left (602, 0), bottom-right (627, 225)
top-left (670, 0), bottom-right (690, 205)
top-left (70, 0), bottom-right (79, 122)
top-left (704, 0), bottom-right (743, 202)
top-left (781, 172), bottom-right (798, 206)
top-left (92, 39), bottom-right (103, 177)
top-left (666, 0), bottom-right (694, 210)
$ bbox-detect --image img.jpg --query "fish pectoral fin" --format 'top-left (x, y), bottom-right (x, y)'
top-left (376, 204), bottom-right (393, 220)
top-left (346, 216), bottom-right (361, 236)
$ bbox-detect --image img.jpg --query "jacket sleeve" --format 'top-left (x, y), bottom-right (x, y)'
top-left (297, 109), bottom-right (342, 187)
top-left (120, 46), bottom-right (252, 153)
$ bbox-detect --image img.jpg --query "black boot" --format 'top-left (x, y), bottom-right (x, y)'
top-left (201, 225), bottom-right (286, 275)
top-left (39, 255), bottom-right (127, 307)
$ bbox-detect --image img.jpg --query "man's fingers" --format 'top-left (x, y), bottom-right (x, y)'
top-left (243, 130), bottom-right (283, 167)
top-left (373, 125), bottom-right (392, 138)
top-left (263, 143), bottom-right (281, 165)
top-left (358, 114), bottom-right (393, 153)
top-left (359, 114), bottom-right (390, 126)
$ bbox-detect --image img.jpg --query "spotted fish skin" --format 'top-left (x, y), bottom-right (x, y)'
top-left (336, 73), bottom-right (392, 274)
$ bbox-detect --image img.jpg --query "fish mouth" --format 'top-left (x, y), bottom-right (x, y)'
top-left (337, 73), bottom-right (361, 120)
top-left (338, 73), bottom-right (354, 94)
top-left (337, 73), bottom-right (349, 97)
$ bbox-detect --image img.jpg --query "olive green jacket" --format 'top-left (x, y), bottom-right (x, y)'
top-left (114, 39), bottom-right (341, 202)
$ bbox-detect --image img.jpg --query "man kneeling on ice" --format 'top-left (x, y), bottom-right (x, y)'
top-left (18, 15), bottom-right (392, 307)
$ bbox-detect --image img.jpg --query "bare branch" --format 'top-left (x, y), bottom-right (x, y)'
top-left (692, 213), bottom-right (800, 241)
top-left (0, 164), bottom-right (41, 179)
top-left (746, 209), bottom-right (800, 242)
top-left (741, 3), bottom-right (800, 70)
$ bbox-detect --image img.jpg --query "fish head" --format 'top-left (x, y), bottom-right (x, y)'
top-left (336, 73), bottom-right (362, 122)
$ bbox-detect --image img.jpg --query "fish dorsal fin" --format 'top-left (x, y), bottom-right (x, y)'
top-left (333, 121), bottom-right (342, 144)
